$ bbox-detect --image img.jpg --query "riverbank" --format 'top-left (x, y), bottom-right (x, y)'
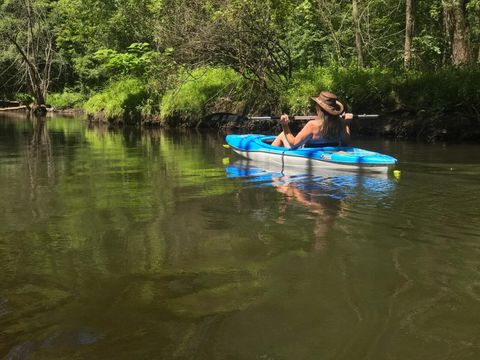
top-left (2, 103), bottom-right (477, 142)
top-left (80, 67), bottom-right (480, 142)
top-left (81, 109), bottom-right (478, 143)
top-left (7, 66), bottom-right (480, 142)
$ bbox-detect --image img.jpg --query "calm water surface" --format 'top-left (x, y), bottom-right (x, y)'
top-left (1, 113), bottom-right (480, 359)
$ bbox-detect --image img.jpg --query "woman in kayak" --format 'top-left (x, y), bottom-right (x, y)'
top-left (271, 91), bottom-right (353, 148)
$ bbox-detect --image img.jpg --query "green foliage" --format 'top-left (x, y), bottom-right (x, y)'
top-left (0, 52), bottom-right (20, 99)
top-left (329, 67), bottom-right (397, 113)
top-left (93, 43), bottom-right (155, 78)
top-left (409, 0), bottom-right (447, 69)
top-left (282, 67), bottom-right (334, 114)
top-left (15, 93), bottom-right (35, 105)
top-left (54, 0), bottom-right (160, 52)
top-left (84, 78), bottom-right (148, 120)
top-left (283, 66), bottom-right (480, 119)
top-left (160, 67), bottom-right (244, 120)
top-left (395, 68), bottom-right (480, 116)
top-left (2, 0), bottom-right (479, 132)
top-left (283, 67), bottom-right (396, 114)
top-left (52, 0), bottom-right (162, 89)
top-left (47, 91), bottom-right (85, 109)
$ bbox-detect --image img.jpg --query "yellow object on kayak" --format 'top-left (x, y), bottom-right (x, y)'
top-left (393, 170), bottom-right (401, 179)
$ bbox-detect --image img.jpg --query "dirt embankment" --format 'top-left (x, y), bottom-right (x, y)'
top-left (196, 112), bottom-right (480, 142)
top-left (29, 107), bottom-right (480, 142)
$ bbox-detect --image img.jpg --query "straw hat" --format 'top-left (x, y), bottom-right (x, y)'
top-left (310, 91), bottom-right (344, 116)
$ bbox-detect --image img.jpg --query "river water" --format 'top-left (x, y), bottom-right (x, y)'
top-left (1, 113), bottom-right (480, 359)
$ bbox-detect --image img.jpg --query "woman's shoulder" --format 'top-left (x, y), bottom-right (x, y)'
top-left (306, 118), bottom-right (323, 127)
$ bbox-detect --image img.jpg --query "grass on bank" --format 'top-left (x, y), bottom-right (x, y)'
top-left (160, 67), bottom-right (245, 123)
top-left (47, 91), bottom-right (86, 110)
top-left (84, 77), bottom-right (147, 121)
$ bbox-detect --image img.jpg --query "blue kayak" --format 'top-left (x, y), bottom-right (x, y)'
top-left (225, 134), bottom-right (397, 173)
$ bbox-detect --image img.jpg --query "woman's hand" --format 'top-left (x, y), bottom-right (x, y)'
top-left (280, 114), bottom-right (290, 125)
top-left (341, 112), bottom-right (353, 121)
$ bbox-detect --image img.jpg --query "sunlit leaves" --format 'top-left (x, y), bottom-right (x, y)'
top-left (93, 43), bottom-right (155, 77)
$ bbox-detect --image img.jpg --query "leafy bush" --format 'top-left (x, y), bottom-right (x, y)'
top-left (282, 67), bottom-right (334, 114)
top-left (15, 93), bottom-right (35, 105)
top-left (93, 43), bottom-right (156, 78)
top-left (283, 66), bottom-right (480, 120)
top-left (47, 91), bottom-right (85, 109)
top-left (160, 67), bottom-right (244, 121)
top-left (395, 68), bottom-right (480, 116)
top-left (330, 67), bottom-right (396, 113)
top-left (84, 77), bottom-right (147, 121)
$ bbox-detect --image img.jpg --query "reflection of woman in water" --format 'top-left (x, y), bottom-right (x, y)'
top-left (274, 177), bottom-right (345, 252)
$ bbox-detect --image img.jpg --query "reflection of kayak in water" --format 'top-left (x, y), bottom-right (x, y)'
top-left (226, 159), bottom-right (397, 252)
top-left (226, 159), bottom-right (396, 199)
top-left (225, 134), bottom-right (397, 173)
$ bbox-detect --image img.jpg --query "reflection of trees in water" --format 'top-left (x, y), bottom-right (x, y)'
top-left (1, 123), bottom-right (255, 358)
top-left (26, 115), bottom-right (55, 220)
top-left (27, 115), bottom-right (55, 186)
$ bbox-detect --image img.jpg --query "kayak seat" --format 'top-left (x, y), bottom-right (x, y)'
top-left (302, 142), bottom-right (339, 148)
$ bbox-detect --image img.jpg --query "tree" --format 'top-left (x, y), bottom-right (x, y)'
top-left (352, 0), bottom-right (364, 67)
top-left (404, 0), bottom-right (413, 68)
top-left (156, 0), bottom-right (294, 90)
top-left (0, 0), bottom-right (57, 106)
top-left (443, 0), bottom-right (471, 65)
top-left (466, 0), bottom-right (480, 63)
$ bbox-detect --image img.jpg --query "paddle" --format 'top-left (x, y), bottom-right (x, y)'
top-left (248, 114), bottom-right (379, 121)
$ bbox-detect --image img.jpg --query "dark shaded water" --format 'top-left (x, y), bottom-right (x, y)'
top-left (1, 113), bottom-right (480, 359)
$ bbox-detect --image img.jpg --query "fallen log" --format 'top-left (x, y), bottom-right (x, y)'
top-left (0, 105), bottom-right (28, 111)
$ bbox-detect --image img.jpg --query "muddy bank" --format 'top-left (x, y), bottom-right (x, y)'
top-left (198, 112), bottom-right (480, 142)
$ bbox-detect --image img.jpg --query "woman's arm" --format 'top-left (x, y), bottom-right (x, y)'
top-left (279, 114), bottom-right (295, 146)
top-left (272, 115), bottom-right (316, 148)
top-left (340, 113), bottom-right (353, 145)
top-left (279, 115), bottom-right (315, 148)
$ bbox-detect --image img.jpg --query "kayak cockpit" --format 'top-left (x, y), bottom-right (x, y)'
top-left (260, 136), bottom-right (341, 149)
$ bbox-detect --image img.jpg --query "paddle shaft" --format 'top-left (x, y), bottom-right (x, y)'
top-left (248, 114), bottom-right (379, 121)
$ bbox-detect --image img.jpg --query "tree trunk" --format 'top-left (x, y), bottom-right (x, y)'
top-left (444, 0), bottom-right (471, 66)
top-left (476, 3), bottom-right (480, 63)
top-left (352, 0), bottom-right (364, 67)
top-left (404, 0), bottom-right (413, 69)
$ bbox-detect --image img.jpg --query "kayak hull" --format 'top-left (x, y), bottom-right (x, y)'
top-left (225, 134), bottom-right (397, 173)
